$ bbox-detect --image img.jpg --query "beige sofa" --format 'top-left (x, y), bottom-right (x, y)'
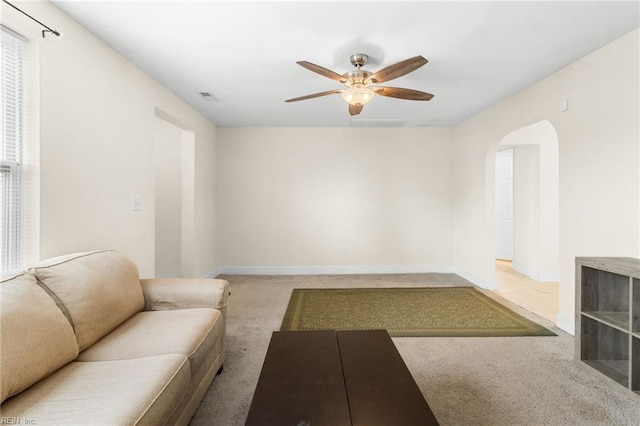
top-left (0, 250), bottom-right (229, 425)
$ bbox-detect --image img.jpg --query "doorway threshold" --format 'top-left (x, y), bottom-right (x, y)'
top-left (493, 260), bottom-right (558, 323)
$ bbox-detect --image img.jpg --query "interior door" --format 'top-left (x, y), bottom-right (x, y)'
top-left (495, 149), bottom-right (514, 261)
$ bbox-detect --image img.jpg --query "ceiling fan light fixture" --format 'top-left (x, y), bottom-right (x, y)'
top-left (341, 85), bottom-right (375, 106)
top-left (287, 54), bottom-right (432, 114)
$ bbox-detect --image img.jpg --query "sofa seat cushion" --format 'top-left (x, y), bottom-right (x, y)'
top-left (0, 354), bottom-right (190, 425)
top-left (0, 272), bottom-right (79, 403)
top-left (31, 250), bottom-right (145, 351)
top-left (77, 308), bottom-right (223, 379)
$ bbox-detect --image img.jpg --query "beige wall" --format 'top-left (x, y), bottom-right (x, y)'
top-left (218, 127), bottom-right (453, 273)
top-left (3, 1), bottom-right (219, 278)
top-left (452, 28), bottom-right (639, 333)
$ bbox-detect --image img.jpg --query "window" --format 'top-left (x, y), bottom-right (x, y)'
top-left (1, 26), bottom-right (25, 273)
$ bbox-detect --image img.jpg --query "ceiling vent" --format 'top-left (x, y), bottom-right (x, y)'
top-left (198, 91), bottom-right (218, 101)
top-left (349, 119), bottom-right (406, 128)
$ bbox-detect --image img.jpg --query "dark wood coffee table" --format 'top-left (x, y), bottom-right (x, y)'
top-left (245, 329), bottom-right (438, 425)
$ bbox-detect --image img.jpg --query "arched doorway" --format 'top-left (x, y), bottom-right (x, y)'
top-left (492, 120), bottom-right (559, 323)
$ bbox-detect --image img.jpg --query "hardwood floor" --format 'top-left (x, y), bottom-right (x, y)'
top-left (493, 260), bottom-right (558, 323)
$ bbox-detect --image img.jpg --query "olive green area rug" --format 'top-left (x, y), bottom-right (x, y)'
top-left (281, 287), bottom-right (556, 337)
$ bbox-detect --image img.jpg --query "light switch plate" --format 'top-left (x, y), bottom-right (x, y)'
top-left (132, 196), bottom-right (141, 211)
top-left (560, 98), bottom-right (569, 111)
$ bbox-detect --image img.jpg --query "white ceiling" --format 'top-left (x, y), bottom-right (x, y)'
top-left (51, 1), bottom-right (639, 128)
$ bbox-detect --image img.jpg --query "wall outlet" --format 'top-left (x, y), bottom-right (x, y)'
top-left (343, 247), bottom-right (349, 256)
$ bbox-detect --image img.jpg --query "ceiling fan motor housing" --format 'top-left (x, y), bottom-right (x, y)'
top-left (343, 70), bottom-right (373, 85)
top-left (350, 53), bottom-right (369, 68)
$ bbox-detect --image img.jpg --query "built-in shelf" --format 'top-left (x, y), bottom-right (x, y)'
top-left (576, 257), bottom-right (640, 395)
top-left (582, 311), bottom-right (629, 332)
top-left (584, 360), bottom-right (629, 387)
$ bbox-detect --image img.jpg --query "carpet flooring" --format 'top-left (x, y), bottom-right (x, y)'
top-left (189, 273), bottom-right (640, 426)
top-left (281, 287), bottom-right (556, 337)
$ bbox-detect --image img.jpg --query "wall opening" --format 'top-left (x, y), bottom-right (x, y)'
top-left (491, 120), bottom-right (559, 322)
top-left (154, 114), bottom-right (195, 278)
top-left (496, 120), bottom-right (559, 281)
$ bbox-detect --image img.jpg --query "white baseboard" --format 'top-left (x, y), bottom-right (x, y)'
top-left (204, 267), bottom-right (221, 278)
top-left (512, 262), bottom-right (559, 282)
top-left (555, 312), bottom-right (575, 335)
top-left (217, 264), bottom-right (455, 276)
top-left (537, 272), bottom-right (560, 282)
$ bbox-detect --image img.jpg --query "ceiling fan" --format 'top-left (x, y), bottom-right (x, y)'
top-left (285, 53), bottom-right (434, 116)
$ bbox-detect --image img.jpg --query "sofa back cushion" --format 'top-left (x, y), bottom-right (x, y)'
top-left (32, 250), bottom-right (145, 351)
top-left (1, 272), bottom-right (80, 403)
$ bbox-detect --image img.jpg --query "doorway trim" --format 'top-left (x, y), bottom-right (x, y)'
top-left (494, 148), bottom-right (514, 261)
top-left (153, 108), bottom-right (196, 278)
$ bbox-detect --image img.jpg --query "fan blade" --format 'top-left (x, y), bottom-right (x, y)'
top-left (297, 61), bottom-right (348, 83)
top-left (373, 86), bottom-right (434, 101)
top-left (349, 103), bottom-right (363, 116)
top-left (369, 56), bottom-right (428, 84)
top-left (285, 89), bottom-right (343, 103)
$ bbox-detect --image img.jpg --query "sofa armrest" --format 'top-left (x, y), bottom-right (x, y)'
top-left (140, 278), bottom-right (229, 312)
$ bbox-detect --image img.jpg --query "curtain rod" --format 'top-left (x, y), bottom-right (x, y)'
top-left (2, 0), bottom-right (61, 38)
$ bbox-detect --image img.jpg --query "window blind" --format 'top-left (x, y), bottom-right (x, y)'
top-left (1, 27), bottom-right (25, 273)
